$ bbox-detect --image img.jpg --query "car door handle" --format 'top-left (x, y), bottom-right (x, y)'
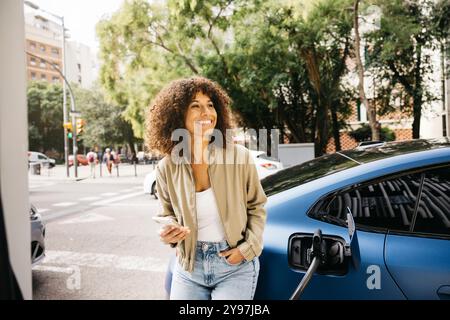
top-left (437, 286), bottom-right (450, 300)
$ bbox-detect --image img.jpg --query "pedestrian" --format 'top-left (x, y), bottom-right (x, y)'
top-left (130, 152), bottom-right (138, 165)
top-left (104, 148), bottom-right (113, 176)
top-left (146, 77), bottom-right (267, 300)
top-left (86, 149), bottom-right (97, 178)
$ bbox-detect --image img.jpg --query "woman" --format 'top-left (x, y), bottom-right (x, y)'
top-left (146, 77), bottom-right (267, 300)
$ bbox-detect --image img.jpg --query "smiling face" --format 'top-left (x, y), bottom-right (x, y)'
top-left (184, 91), bottom-right (217, 141)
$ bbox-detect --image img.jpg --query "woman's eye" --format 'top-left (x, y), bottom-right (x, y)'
top-left (208, 104), bottom-right (214, 108)
top-left (190, 104), bottom-right (199, 108)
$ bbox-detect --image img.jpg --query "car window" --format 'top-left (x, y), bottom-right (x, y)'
top-left (261, 153), bottom-right (359, 196)
top-left (261, 138), bottom-right (450, 197)
top-left (413, 165), bottom-right (450, 236)
top-left (38, 154), bottom-right (47, 160)
top-left (312, 172), bottom-right (423, 232)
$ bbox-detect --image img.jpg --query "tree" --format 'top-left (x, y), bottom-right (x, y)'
top-left (72, 84), bottom-right (138, 154)
top-left (97, 0), bottom-right (355, 156)
top-left (349, 123), bottom-right (395, 142)
top-left (367, 0), bottom-right (444, 138)
top-left (353, 0), bottom-right (380, 141)
top-left (96, 0), bottom-right (194, 139)
top-left (281, 0), bottom-right (355, 155)
top-left (27, 81), bottom-right (64, 159)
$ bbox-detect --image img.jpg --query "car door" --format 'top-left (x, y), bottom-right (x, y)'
top-left (384, 165), bottom-right (450, 299)
top-left (292, 174), bottom-right (424, 299)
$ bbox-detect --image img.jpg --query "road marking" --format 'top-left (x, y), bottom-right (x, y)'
top-left (79, 196), bottom-right (101, 201)
top-left (42, 250), bottom-right (167, 273)
top-left (53, 202), bottom-right (77, 207)
top-left (99, 203), bottom-right (154, 207)
top-left (29, 181), bottom-right (57, 189)
top-left (33, 265), bottom-right (75, 274)
top-left (58, 213), bottom-right (114, 224)
top-left (37, 208), bottom-right (50, 213)
top-left (100, 192), bottom-right (118, 196)
top-left (43, 191), bottom-right (143, 223)
top-left (91, 191), bottom-right (143, 206)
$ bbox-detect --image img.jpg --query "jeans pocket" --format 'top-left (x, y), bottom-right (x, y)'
top-left (222, 256), bottom-right (244, 267)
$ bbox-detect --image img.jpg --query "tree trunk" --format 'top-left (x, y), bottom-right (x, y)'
top-left (330, 103), bottom-right (341, 151)
top-left (354, 0), bottom-right (380, 141)
top-left (412, 98), bottom-right (422, 139)
top-left (412, 44), bottom-right (423, 139)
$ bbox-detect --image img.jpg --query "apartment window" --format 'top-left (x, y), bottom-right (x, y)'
top-left (77, 63), bottom-right (81, 72)
top-left (30, 42), bottom-right (36, 50)
top-left (40, 74), bottom-right (47, 81)
top-left (443, 115), bottom-right (447, 137)
top-left (31, 72), bottom-right (36, 80)
top-left (40, 44), bottom-right (46, 52)
top-left (30, 57), bottom-right (36, 66)
top-left (51, 47), bottom-right (59, 56)
top-left (52, 76), bottom-right (59, 83)
top-left (40, 59), bottom-right (46, 68)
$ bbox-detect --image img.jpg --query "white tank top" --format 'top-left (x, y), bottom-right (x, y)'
top-left (195, 188), bottom-right (226, 242)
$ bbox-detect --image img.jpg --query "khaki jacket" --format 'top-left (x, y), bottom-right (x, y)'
top-left (155, 144), bottom-right (267, 272)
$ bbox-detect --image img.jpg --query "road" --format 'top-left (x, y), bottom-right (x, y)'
top-left (29, 163), bottom-right (172, 300)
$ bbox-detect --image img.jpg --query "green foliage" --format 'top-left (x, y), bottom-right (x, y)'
top-left (72, 84), bottom-right (137, 150)
top-left (365, 0), bottom-right (448, 138)
top-left (27, 81), bottom-right (64, 159)
top-left (96, 0), bottom-right (356, 156)
top-left (95, 0), bottom-right (450, 155)
top-left (349, 123), bottom-right (396, 142)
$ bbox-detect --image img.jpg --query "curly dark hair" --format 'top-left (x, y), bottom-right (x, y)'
top-left (145, 77), bottom-right (233, 155)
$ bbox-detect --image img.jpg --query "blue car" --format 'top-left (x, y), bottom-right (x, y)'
top-left (166, 138), bottom-right (450, 300)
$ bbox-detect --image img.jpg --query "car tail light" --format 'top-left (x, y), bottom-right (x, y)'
top-left (260, 163), bottom-right (277, 170)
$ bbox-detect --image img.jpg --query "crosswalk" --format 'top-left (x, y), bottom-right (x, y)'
top-left (34, 186), bottom-right (150, 221)
top-left (34, 250), bottom-right (167, 273)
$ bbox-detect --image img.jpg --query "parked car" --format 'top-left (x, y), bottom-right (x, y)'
top-left (68, 154), bottom-right (89, 167)
top-left (356, 140), bottom-right (386, 149)
top-left (164, 138), bottom-right (450, 299)
top-left (250, 150), bottom-right (284, 179)
top-left (144, 169), bottom-right (158, 199)
top-left (30, 204), bottom-right (45, 266)
top-left (28, 151), bottom-right (55, 168)
top-left (143, 149), bottom-right (283, 199)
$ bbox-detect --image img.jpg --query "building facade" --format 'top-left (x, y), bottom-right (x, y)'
top-left (24, 12), bottom-right (96, 88)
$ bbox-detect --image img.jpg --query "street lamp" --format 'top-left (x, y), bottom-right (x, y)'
top-left (24, 1), bottom-right (78, 177)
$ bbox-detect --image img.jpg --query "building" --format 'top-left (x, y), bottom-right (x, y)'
top-left (25, 13), bottom-right (63, 84)
top-left (24, 11), bottom-right (96, 88)
top-left (65, 41), bottom-right (96, 88)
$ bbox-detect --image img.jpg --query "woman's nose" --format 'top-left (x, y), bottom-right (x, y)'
top-left (200, 105), bottom-right (212, 115)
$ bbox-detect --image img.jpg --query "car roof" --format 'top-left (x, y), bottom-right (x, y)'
top-left (262, 138), bottom-right (450, 198)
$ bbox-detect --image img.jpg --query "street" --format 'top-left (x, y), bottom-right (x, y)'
top-left (29, 163), bottom-right (172, 300)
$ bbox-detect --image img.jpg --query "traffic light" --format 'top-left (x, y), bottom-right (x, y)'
top-left (63, 122), bottom-right (73, 139)
top-left (76, 119), bottom-right (85, 135)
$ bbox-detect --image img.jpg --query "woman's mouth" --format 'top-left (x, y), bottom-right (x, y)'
top-left (195, 119), bottom-right (213, 126)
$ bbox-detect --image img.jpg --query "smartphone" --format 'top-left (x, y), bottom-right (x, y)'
top-left (152, 216), bottom-right (178, 227)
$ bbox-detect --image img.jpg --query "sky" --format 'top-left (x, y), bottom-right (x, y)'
top-left (24, 0), bottom-right (125, 54)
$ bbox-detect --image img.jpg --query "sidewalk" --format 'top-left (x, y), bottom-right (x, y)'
top-left (28, 163), bottom-right (155, 184)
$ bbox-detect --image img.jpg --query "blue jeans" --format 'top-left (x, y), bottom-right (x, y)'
top-left (170, 240), bottom-right (260, 300)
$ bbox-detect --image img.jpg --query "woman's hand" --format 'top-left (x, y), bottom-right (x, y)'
top-left (159, 225), bottom-right (190, 245)
top-left (219, 248), bottom-right (245, 265)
